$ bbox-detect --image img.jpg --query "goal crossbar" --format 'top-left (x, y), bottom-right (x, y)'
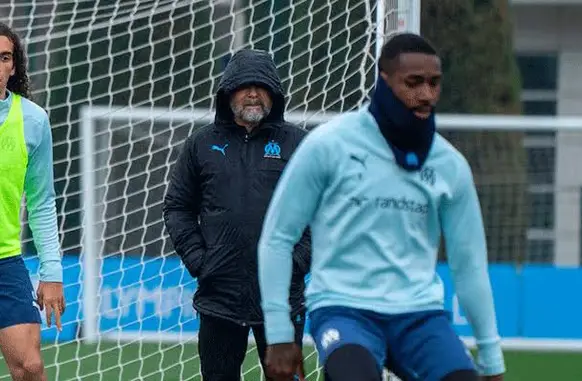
top-left (80, 105), bottom-right (582, 352)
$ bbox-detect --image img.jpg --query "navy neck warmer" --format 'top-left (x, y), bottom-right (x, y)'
top-left (368, 76), bottom-right (436, 171)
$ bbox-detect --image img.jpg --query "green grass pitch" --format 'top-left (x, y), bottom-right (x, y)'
top-left (0, 343), bottom-right (579, 380)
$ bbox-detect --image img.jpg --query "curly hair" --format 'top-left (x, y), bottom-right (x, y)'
top-left (0, 22), bottom-right (31, 99)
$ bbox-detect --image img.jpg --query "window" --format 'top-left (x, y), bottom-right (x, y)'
top-left (527, 238), bottom-right (554, 263)
top-left (528, 191), bottom-right (554, 230)
top-left (518, 54), bottom-right (558, 114)
top-left (526, 146), bottom-right (555, 185)
top-left (515, 53), bottom-right (558, 263)
top-left (516, 55), bottom-right (558, 90)
top-left (523, 100), bottom-right (557, 116)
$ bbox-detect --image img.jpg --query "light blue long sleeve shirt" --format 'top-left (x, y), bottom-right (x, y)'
top-left (0, 91), bottom-right (62, 282)
top-left (258, 106), bottom-right (504, 375)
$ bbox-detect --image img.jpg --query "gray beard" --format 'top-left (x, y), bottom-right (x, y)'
top-left (231, 102), bottom-right (271, 125)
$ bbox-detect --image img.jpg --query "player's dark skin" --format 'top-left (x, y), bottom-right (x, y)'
top-left (381, 52), bottom-right (442, 120)
top-left (266, 343), bottom-right (305, 381)
top-left (265, 53), bottom-right (504, 381)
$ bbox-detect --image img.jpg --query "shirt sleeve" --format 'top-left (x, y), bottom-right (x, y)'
top-left (24, 113), bottom-right (62, 282)
top-left (258, 130), bottom-right (330, 344)
top-left (440, 158), bottom-right (505, 376)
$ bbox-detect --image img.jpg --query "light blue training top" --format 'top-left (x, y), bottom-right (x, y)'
top-left (258, 106), bottom-right (504, 375)
top-left (0, 90), bottom-right (62, 282)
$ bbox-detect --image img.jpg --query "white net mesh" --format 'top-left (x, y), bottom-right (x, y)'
top-left (1, 0), bottom-right (417, 380)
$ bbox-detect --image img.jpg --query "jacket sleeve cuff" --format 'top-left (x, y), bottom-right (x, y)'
top-left (264, 312), bottom-right (295, 345)
top-left (39, 258), bottom-right (63, 282)
top-left (476, 340), bottom-right (506, 376)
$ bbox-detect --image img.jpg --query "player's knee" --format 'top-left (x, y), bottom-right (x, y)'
top-left (441, 369), bottom-right (479, 381)
top-left (9, 356), bottom-right (44, 381)
top-left (22, 358), bottom-right (44, 377)
top-left (324, 344), bottom-right (382, 381)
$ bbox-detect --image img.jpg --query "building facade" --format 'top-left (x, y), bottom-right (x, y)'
top-left (512, 0), bottom-right (582, 265)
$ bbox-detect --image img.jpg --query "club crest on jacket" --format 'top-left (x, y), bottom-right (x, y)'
top-left (263, 140), bottom-right (281, 159)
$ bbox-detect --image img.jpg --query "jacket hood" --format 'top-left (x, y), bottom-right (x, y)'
top-left (215, 49), bottom-right (285, 124)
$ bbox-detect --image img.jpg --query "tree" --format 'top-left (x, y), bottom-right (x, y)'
top-left (421, 0), bottom-right (528, 263)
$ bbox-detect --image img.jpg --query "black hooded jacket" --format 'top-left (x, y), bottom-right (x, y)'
top-left (163, 50), bottom-right (311, 325)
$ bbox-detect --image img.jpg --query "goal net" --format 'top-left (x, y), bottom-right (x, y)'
top-left (2, 0), bottom-right (418, 380)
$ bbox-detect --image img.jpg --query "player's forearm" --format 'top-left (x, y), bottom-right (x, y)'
top-left (442, 160), bottom-right (505, 375)
top-left (24, 118), bottom-right (63, 282)
top-left (258, 240), bottom-right (295, 344)
top-left (258, 132), bottom-right (325, 344)
top-left (27, 189), bottom-right (63, 282)
top-left (258, 224), bottom-right (306, 344)
top-left (257, 184), bottom-right (308, 344)
top-left (452, 264), bottom-right (504, 375)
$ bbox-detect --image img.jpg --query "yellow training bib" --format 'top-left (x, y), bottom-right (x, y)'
top-left (0, 94), bottom-right (27, 259)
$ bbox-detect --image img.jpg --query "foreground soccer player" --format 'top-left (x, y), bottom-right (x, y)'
top-left (0, 23), bottom-right (65, 381)
top-left (258, 33), bottom-right (504, 381)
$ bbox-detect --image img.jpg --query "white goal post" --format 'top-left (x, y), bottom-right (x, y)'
top-left (80, 105), bottom-right (582, 352)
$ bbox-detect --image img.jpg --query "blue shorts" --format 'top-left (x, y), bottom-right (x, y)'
top-left (0, 256), bottom-right (42, 330)
top-left (309, 306), bottom-right (475, 381)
